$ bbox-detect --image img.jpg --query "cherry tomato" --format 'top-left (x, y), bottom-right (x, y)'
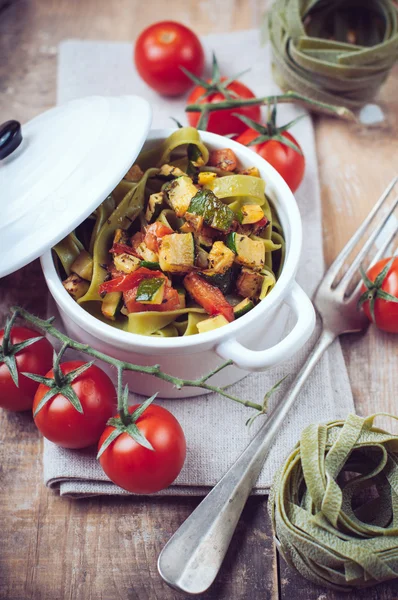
top-left (98, 404), bottom-right (186, 494)
top-left (134, 21), bottom-right (204, 97)
top-left (187, 79), bottom-right (261, 137)
top-left (33, 361), bottom-right (116, 449)
top-left (236, 128), bottom-right (305, 192)
top-left (0, 327), bottom-right (53, 411)
top-left (360, 257), bottom-right (398, 333)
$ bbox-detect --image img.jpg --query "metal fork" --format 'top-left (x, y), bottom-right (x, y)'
top-left (157, 177), bottom-right (398, 595)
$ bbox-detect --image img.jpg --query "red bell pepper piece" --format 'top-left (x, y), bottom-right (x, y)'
top-left (183, 273), bottom-right (234, 322)
top-left (124, 285), bottom-right (180, 313)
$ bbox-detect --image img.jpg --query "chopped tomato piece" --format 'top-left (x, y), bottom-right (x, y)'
top-left (99, 267), bottom-right (166, 295)
top-left (208, 148), bottom-right (237, 172)
top-left (124, 284), bottom-right (180, 313)
top-left (144, 222), bottom-right (174, 253)
top-left (183, 273), bottom-right (234, 322)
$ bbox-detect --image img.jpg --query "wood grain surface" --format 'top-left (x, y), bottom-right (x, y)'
top-left (1, 1), bottom-right (398, 599)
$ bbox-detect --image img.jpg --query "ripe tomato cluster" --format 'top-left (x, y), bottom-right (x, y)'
top-left (134, 21), bottom-right (305, 192)
top-left (0, 326), bottom-right (186, 494)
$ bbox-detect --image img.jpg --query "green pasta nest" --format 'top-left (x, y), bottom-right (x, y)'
top-left (269, 413), bottom-right (398, 590)
top-left (267, 0), bottom-right (398, 111)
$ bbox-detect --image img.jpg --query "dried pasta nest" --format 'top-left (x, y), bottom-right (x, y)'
top-left (269, 413), bottom-right (398, 591)
top-left (267, 0), bottom-right (398, 111)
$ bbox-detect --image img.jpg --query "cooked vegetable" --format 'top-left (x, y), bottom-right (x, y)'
top-left (63, 273), bottom-right (90, 300)
top-left (196, 314), bottom-right (230, 333)
top-left (135, 278), bottom-right (166, 304)
top-left (56, 128), bottom-right (285, 336)
top-left (159, 233), bottom-right (195, 273)
top-left (236, 268), bottom-right (265, 299)
top-left (187, 189), bottom-right (235, 232)
top-left (164, 176), bottom-right (198, 217)
top-left (101, 292), bottom-right (123, 320)
top-left (208, 241), bottom-right (235, 273)
top-left (359, 257), bottom-right (398, 333)
top-left (237, 204), bottom-right (265, 225)
top-left (114, 253), bottom-right (141, 274)
top-left (226, 232), bottom-right (265, 270)
top-left (184, 272), bottom-right (234, 322)
top-left (208, 149), bottom-right (237, 172)
top-left (234, 298), bottom-right (255, 318)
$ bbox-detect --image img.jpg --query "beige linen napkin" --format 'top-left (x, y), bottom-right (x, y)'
top-left (43, 30), bottom-right (354, 497)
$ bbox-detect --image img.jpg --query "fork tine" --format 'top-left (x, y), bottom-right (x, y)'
top-left (338, 194), bottom-right (398, 291)
top-left (347, 223), bottom-right (398, 300)
top-left (323, 176), bottom-right (398, 286)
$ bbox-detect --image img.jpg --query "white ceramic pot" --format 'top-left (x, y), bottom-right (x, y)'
top-left (41, 128), bottom-right (316, 398)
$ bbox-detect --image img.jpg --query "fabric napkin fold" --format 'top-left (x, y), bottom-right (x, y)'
top-left (43, 30), bottom-right (355, 497)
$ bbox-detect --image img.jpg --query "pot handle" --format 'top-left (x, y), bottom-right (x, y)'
top-left (216, 282), bottom-right (315, 371)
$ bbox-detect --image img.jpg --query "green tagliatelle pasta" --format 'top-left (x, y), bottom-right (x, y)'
top-left (267, 0), bottom-right (398, 111)
top-left (55, 128), bottom-right (286, 337)
top-left (269, 413), bottom-right (398, 591)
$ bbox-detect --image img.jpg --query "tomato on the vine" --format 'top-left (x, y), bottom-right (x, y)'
top-left (33, 361), bottom-right (116, 449)
top-left (187, 78), bottom-right (260, 137)
top-left (236, 127), bottom-right (305, 193)
top-left (0, 326), bottom-right (53, 411)
top-left (98, 403), bottom-right (186, 494)
top-left (359, 257), bottom-right (398, 333)
top-left (134, 21), bottom-right (204, 97)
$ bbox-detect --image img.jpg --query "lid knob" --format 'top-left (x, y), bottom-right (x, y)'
top-left (0, 120), bottom-right (22, 160)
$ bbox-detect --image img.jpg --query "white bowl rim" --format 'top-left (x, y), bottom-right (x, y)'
top-left (41, 127), bottom-right (302, 351)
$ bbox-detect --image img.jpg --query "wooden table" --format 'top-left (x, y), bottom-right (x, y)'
top-left (1, 1), bottom-right (397, 598)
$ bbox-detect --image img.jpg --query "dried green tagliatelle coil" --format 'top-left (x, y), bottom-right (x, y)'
top-left (266, 0), bottom-right (398, 110)
top-left (269, 413), bottom-right (398, 591)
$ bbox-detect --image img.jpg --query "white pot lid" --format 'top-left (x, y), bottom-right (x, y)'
top-left (0, 95), bottom-right (152, 278)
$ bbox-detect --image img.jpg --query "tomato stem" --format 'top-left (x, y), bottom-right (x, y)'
top-left (185, 90), bottom-right (356, 122)
top-left (10, 306), bottom-right (265, 413)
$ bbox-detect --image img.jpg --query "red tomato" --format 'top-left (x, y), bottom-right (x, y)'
top-left (134, 21), bottom-right (204, 97)
top-left (33, 361), bottom-right (116, 449)
top-left (124, 284), bottom-right (180, 313)
top-left (99, 267), bottom-right (166, 294)
top-left (187, 79), bottom-right (261, 136)
top-left (144, 222), bottom-right (174, 253)
top-left (98, 404), bottom-right (186, 494)
top-left (0, 327), bottom-right (53, 411)
top-left (360, 257), bottom-right (398, 333)
top-left (184, 272), bottom-right (234, 322)
top-left (236, 128), bottom-right (305, 192)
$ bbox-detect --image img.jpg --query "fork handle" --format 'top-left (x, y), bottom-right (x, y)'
top-left (157, 327), bottom-right (336, 596)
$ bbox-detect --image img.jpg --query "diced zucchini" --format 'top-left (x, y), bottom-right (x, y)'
top-left (208, 241), bottom-right (235, 273)
top-left (163, 176), bottom-right (198, 217)
top-left (237, 205), bottom-right (265, 225)
top-left (114, 253), bottom-right (141, 274)
top-left (124, 164), bottom-right (144, 182)
top-left (198, 171), bottom-right (217, 186)
top-left (135, 278), bottom-right (166, 304)
top-left (226, 232), bottom-right (265, 270)
top-left (62, 274), bottom-right (90, 300)
top-left (188, 144), bottom-right (205, 166)
top-left (236, 268), bottom-right (265, 299)
top-left (195, 246), bottom-right (209, 269)
top-left (233, 298), bottom-right (255, 318)
top-left (101, 292), bottom-right (123, 320)
top-left (159, 233), bottom-right (195, 273)
top-left (159, 164), bottom-right (186, 178)
top-left (197, 314), bottom-right (229, 334)
top-left (136, 243), bottom-right (159, 263)
top-left (70, 250), bottom-right (93, 281)
top-left (140, 260), bottom-right (161, 270)
top-left (186, 189), bottom-right (234, 232)
top-left (200, 268), bottom-right (234, 295)
top-left (145, 192), bottom-right (164, 222)
top-left (184, 212), bottom-right (204, 233)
